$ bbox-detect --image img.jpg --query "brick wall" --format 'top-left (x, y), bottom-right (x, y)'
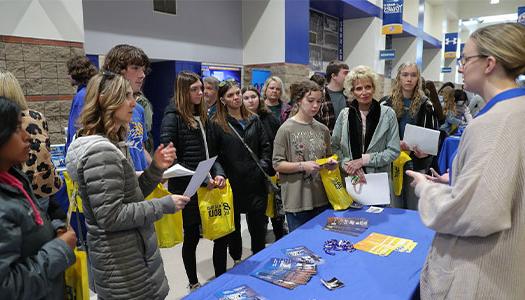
top-left (0, 35), bottom-right (84, 144)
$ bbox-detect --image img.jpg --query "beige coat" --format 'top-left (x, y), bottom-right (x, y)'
top-left (414, 94), bottom-right (525, 299)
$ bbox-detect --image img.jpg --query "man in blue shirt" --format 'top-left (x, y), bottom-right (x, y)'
top-left (102, 45), bottom-right (152, 171)
top-left (128, 102), bottom-right (149, 171)
top-left (65, 56), bottom-right (97, 153)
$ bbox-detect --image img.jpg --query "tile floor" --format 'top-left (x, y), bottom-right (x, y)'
top-left (91, 215), bottom-right (276, 300)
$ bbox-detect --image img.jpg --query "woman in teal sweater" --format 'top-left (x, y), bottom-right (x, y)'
top-left (331, 65), bottom-right (400, 182)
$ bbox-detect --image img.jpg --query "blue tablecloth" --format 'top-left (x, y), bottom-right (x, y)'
top-left (437, 135), bottom-right (461, 174)
top-left (184, 208), bottom-right (434, 300)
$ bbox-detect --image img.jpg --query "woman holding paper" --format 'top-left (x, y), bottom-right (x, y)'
top-left (331, 65), bottom-right (400, 186)
top-left (66, 72), bottom-right (189, 299)
top-left (407, 23), bottom-right (525, 299)
top-left (159, 71), bottom-right (228, 290)
top-left (383, 62), bottom-right (439, 209)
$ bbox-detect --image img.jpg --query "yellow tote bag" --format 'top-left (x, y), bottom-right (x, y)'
top-left (265, 176), bottom-right (278, 218)
top-left (392, 151), bottom-right (412, 196)
top-left (316, 155), bottom-right (354, 211)
top-left (64, 248), bottom-right (89, 300)
top-left (197, 180), bottom-right (235, 240)
top-left (63, 171), bottom-right (83, 213)
top-left (145, 184), bottom-right (184, 248)
top-left (65, 186), bottom-right (89, 300)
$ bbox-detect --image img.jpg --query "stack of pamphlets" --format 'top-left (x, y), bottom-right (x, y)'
top-left (251, 257), bottom-right (317, 289)
top-left (323, 217), bottom-right (368, 236)
top-left (354, 232), bottom-right (418, 256)
top-left (215, 285), bottom-right (266, 300)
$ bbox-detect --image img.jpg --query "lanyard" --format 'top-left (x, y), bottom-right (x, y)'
top-left (476, 88), bottom-right (525, 118)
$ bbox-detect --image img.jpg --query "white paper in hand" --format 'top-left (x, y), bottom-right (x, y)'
top-left (403, 124), bottom-right (440, 156)
top-left (345, 173), bottom-right (390, 206)
top-left (163, 164), bottom-right (195, 179)
top-left (183, 156), bottom-right (217, 197)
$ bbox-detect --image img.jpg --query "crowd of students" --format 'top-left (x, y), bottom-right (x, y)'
top-left (0, 23), bottom-right (524, 300)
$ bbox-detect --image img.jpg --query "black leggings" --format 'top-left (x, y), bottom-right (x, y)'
top-left (228, 211), bottom-right (267, 260)
top-left (181, 223), bottom-right (229, 285)
top-left (270, 215), bottom-right (286, 241)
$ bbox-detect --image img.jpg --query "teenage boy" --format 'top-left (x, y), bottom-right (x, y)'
top-left (102, 44), bottom-right (151, 171)
top-left (315, 60), bottom-right (349, 132)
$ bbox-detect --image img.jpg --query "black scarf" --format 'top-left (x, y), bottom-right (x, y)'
top-left (347, 99), bottom-right (381, 160)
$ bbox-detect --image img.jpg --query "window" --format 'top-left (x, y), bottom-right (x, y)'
top-left (153, 0), bottom-right (177, 15)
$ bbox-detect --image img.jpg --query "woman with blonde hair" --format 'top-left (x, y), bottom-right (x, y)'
top-left (383, 62), bottom-right (438, 209)
top-left (66, 72), bottom-right (189, 299)
top-left (331, 65), bottom-right (400, 186)
top-left (262, 76), bottom-right (291, 123)
top-left (0, 71), bottom-right (63, 211)
top-left (407, 23), bottom-right (525, 299)
top-left (160, 71), bottom-right (227, 291)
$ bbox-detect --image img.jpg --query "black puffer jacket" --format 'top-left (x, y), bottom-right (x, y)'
top-left (210, 115), bottom-right (272, 213)
top-left (159, 105), bottom-right (225, 226)
top-left (259, 112), bottom-right (280, 176)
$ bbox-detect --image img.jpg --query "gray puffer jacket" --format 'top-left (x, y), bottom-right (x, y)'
top-left (66, 135), bottom-right (176, 300)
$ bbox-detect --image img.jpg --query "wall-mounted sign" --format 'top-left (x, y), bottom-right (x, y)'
top-left (382, 0), bottom-right (404, 35)
top-left (444, 32), bottom-right (458, 59)
top-left (518, 6), bottom-right (525, 25)
top-left (379, 49), bottom-right (396, 60)
top-left (441, 67), bottom-right (452, 73)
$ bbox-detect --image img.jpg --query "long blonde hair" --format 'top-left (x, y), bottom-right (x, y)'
top-left (174, 71), bottom-right (207, 129)
top-left (441, 86), bottom-right (455, 114)
top-left (0, 71), bottom-right (28, 110)
top-left (79, 72), bottom-right (131, 142)
top-left (390, 62), bottom-right (425, 118)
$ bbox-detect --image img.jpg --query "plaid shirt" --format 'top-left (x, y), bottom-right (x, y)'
top-left (315, 90), bottom-right (348, 132)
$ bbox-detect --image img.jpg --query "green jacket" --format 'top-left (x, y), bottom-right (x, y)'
top-left (331, 104), bottom-right (400, 175)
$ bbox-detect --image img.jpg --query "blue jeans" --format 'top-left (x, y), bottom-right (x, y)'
top-left (285, 205), bottom-right (330, 232)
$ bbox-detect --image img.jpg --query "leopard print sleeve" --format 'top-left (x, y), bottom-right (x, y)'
top-left (20, 109), bottom-right (63, 198)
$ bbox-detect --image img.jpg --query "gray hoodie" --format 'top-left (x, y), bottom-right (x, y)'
top-left (66, 135), bottom-right (175, 299)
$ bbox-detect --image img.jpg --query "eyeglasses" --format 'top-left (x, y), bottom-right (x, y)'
top-left (457, 54), bottom-right (487, 68)
top-left (98, 70), bottom-right (117, 94)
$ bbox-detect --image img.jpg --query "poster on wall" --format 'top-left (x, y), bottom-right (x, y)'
top-left (202, 65), bottom-right (242, 84)
top-left (251, 69), bottom-right (272, 93)
top-left (382, 0), bottom-right (404, 35)
top-left (444, 32), bottom-right (458, 59)
top-left (518, 6), bottom-right (525, 25)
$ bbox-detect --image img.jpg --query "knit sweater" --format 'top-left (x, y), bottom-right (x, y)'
top-left (414, 94), bottom-right (525, 299)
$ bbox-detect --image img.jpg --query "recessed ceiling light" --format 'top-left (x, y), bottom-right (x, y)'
top-left (490, 0), bottom-right (499, 4)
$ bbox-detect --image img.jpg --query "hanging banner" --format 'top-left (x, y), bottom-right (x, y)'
top-left (444, 32), bottom-right (458, 59)
top-left (518, 6), bottom-right (525, 25)
top-left (382, 0), bottom-right (404, 35)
